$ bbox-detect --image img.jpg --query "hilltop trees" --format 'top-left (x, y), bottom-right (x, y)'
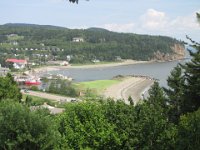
top-left (0, 24), bottom-right (184, 63)
top-left (0, 73), bottom-right (22, 102)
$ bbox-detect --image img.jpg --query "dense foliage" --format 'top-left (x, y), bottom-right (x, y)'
top-left (0, 101), bottom-right (59, 149)
top-left (0, 73), bottom-right (22, 102)
top-left (0, 24), bottom-right (183, 64)
top-left (48, 79), bottom-right (79, 97)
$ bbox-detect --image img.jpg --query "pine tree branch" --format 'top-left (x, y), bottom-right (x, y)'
top-left (197, 13), bottom-right (200, 24)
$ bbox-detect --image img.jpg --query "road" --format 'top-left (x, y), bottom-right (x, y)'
top-left (21, 90), bottom-right (76, 103)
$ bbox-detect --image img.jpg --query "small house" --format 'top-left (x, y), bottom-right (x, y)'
top-left (6, 58), bottom-right (27, 69)
top-left (115, 56), bottom-right (122, 61)
top-left (92, 59), bottom-right (100, 63)
top-left (72, 37), bottom-right (84, 42)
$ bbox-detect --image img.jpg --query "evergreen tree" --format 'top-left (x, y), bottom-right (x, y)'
top-left (128, 96), bottom-right (134, 106)
top-left (197, 13), bottom-right (200, 23)
top-left (170, 12), bottom-right (200, 114)
top-left (164, 65), bottom-right (185, 123)
top-left (181, 35), bottom-right (200, 113)
top-left (177, 108), bottom-right (200, 149)
top-left (148, 82), bottom-right (166, 108)
top-left (69, 0), bottom-right (78, 3)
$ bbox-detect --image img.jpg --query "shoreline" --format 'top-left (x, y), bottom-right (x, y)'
top-left (140, 81), bottom-right (154, 100)
top-left (68, 60), bottom-right (150, 69)
top-left (29, 59), bottom-right (153, 74)
top-left (27, 58), bottom-right (186, 75)
top-left (103, 76), bottom-right (155, 104)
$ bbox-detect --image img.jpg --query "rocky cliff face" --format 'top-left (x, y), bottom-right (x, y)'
top-left (152, 44), bottom-right (185, 61)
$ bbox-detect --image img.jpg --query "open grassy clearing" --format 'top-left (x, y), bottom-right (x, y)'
top-left (7, 35), bottom-right (24, 41)
top-left (74, 79), bottom-right (121, 93)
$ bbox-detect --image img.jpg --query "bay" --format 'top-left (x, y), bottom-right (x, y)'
top-left (48, 59), bottom-right (189, 87)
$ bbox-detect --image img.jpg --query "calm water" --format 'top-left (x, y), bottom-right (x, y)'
top-left (48, 59), bottom-right (189, 87)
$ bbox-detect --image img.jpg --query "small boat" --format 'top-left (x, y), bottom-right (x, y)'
top-left (25, 78), bottom-right (41, 85)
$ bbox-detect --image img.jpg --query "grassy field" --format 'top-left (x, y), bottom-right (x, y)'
top-left (7, 35), bottom-right (24, 41)
top-left (75, 79), bottom-right (121, 93)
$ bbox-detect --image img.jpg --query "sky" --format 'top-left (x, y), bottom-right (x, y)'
top-left (0, 0), bottom-right (200, 41)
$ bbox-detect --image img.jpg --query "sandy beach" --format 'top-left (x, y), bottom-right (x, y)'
top-left (103, 77), bottom-right (154, 104)
top-left (29, 59), bottom-right (151, 74)
top-left (68, 60), bottom-right (149, 69)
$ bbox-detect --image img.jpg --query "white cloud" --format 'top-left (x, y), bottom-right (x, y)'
top-left (70, 25), bottom-right (88, 29)
top-left (99, 23), bottom-right (135, 33)
top-left (140, 9), bottom-right (168, 30)
top-left (170, 13), bottom-right (199, 31)
top-left (140, 9), bottom-right (200, 32)
top-left (136, 9), bottom-right (200, 40)
top-left (84, 9), bottom-right (199, 40)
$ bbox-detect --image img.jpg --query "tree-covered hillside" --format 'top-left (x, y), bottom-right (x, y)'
top-left (0, 23), bottom-right (184, 64)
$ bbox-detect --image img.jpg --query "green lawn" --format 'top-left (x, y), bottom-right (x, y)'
top-left (7, 35), bottom-right (24, 41)
top-left (75, 80), bottom-right (120, 93)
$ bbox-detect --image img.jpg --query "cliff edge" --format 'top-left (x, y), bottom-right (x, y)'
top-left (152, 44), bottom-right (185, 61)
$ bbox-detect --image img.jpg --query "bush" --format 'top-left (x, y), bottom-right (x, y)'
top-left (30, 86), bottom-right (39, 91)
top-left (0, 101), bottom-right (59, 149)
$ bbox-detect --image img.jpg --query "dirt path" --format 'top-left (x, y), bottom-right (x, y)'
top-left (103, 77), bottom-right (154, 104)
top-left (22, 90), bottom-right (75, 102)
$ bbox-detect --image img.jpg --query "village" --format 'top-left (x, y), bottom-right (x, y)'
top-left (0, 57), bottom-right (72, 86)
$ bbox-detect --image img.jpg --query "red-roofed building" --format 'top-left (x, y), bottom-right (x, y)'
top-left (6, 59), bottom-right (27, 69)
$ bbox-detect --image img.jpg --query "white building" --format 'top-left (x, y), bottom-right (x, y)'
top-left (60, 61), bottom-right (69, 66)
top-left (72, 37), bottom-right (84, 42)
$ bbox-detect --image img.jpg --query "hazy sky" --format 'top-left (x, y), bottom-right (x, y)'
top-left (1, 0), bottom-right (200, 41)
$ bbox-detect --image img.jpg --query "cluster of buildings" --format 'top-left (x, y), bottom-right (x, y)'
top-left (4, 58), bottom-right (70, 70)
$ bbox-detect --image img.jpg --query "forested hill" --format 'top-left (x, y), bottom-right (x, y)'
top-left (0, 23), bottom-right (185, 63)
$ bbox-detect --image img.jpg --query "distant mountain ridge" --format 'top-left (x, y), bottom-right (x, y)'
top-left (0, 23), bottom-right (185, 63)
top-left (3, 23), bottom-right (68, 30)
top-left (87, 27), bottom-right (109, 32)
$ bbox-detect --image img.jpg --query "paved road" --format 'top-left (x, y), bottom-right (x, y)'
top-left (21, 90), bottom-right (76, 103)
